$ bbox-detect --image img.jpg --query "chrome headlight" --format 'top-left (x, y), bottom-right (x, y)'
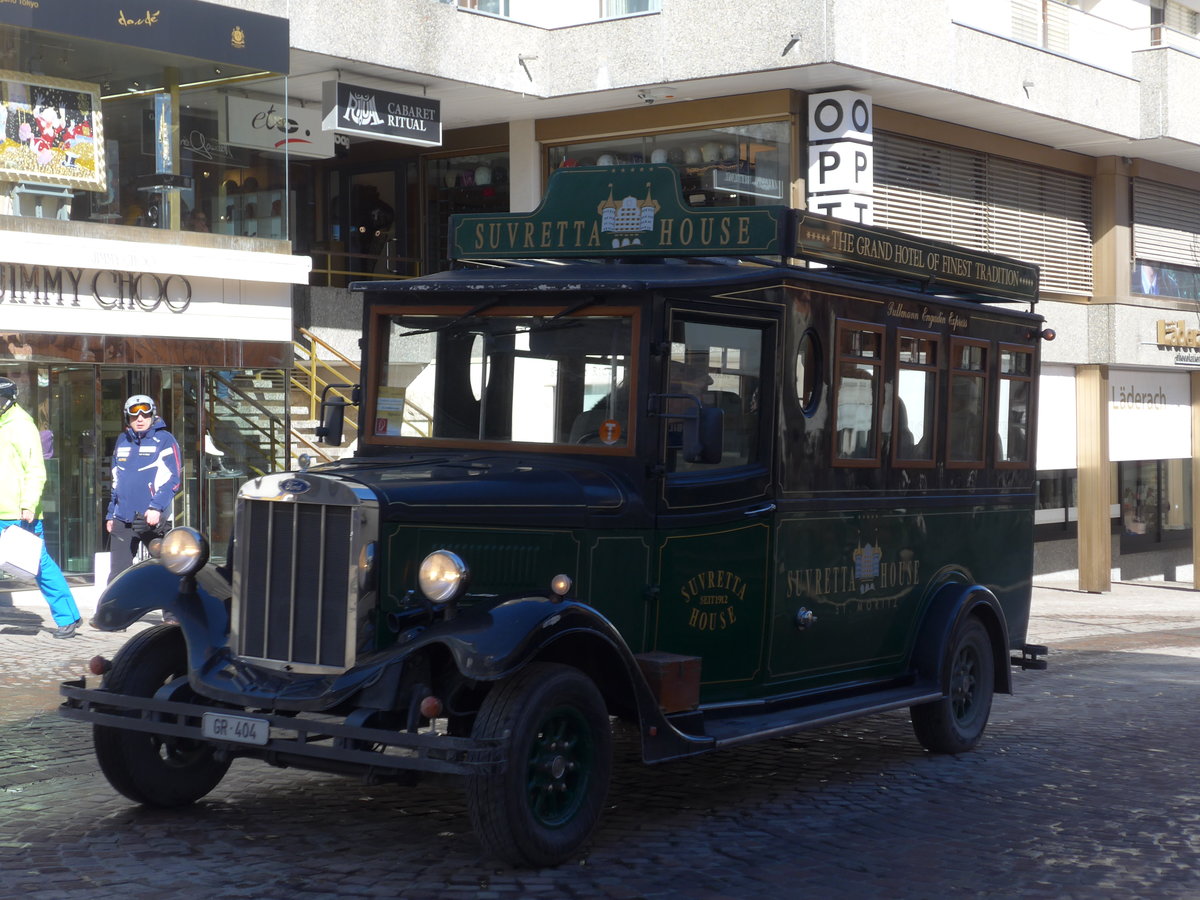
top-left (418, 550), bottom-right (469, 604)
top-left (160, 527), bottom-right (209, 576)
top-left (358, 541), bottom-right (377, 593)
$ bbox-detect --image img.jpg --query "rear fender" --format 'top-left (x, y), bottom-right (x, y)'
top-left (912, 582), bottom-right (1013, 696)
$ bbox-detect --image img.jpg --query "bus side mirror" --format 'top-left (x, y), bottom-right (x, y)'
top-left (315, 384), bottom-right (359, 447)
top-left (684, 406), bottom-right (724, 464)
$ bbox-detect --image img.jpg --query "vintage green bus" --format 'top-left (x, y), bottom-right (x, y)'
top-left (63, 164), bottom-right (1048, 867)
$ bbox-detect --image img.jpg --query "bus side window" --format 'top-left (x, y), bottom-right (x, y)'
top-left (947, 338), bottom-right (988, 466)
top-left (833, 322), bottom-right (883, 464)
top-left (894, 331), bottom-right (938, 464)
top-left (997, 345), bottom-right (1033, 465)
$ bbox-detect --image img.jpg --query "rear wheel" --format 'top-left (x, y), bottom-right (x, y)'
top-left (911, 616), bottom-right (994, 754)
top-left (93, 624), bottom-right (231, 806)
top-left (466, 663), bottom-right (612, 867)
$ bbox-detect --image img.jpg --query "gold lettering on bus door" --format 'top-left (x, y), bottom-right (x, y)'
top-left (679, 569), bottom-right (747, 632)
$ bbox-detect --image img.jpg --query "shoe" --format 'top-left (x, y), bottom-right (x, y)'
top-left (53, 618), bottom-right (82, 639)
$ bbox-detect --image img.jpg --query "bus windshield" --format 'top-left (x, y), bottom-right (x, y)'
top-left (369, 309), bottom-right (636, 448)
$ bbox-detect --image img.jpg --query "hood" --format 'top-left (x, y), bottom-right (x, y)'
top-left (246, 454), bottom-right (646, 529)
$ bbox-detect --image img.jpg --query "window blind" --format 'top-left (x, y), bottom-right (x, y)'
top-left (874, 132), bottom-right (1093, 295)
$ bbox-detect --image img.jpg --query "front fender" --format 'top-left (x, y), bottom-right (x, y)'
top-left (91, 558), bottom-right (232, 648)
top-left (404, 595), bottom-right (713, 761)
top-left (418, 595), bottom-right (622, 682)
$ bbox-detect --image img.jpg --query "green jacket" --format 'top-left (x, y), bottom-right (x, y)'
top-left (0, 403), bottom-right (45, 520)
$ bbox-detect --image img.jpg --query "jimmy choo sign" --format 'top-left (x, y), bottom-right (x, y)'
top-left (0, 263), bottom-right (192, 312)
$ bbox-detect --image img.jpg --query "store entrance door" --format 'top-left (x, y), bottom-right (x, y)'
top-left (348, 170), bottom-right (398, 276)
top-left (48, 367), bottom-right (101, 575)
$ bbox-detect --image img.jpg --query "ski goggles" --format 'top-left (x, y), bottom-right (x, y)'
top-left (127, 403), bottom-right (154, 417)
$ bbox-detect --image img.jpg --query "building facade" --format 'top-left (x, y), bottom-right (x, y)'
top-left (0, 1), bottom-right (309, 571)
top-left (7, 0), bottom-right (1200, 590)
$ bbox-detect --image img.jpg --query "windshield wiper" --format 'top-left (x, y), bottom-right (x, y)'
top-left (396, 297), bottom-right (504, 338)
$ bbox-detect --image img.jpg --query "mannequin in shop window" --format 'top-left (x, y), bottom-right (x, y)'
top-left (352, 185), bottom-right (395, 274)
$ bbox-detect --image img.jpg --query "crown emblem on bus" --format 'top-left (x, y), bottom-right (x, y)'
top-left (852, 539), bottom-right (883, 594)
top-left (596, 182), bottom-right (661, 248)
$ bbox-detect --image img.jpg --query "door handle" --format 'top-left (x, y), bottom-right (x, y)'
top-left (743, 503), bottom-right (776, 517)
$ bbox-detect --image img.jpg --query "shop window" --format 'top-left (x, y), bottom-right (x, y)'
top-left (1118, 459), bottom-right (1192, 551)
top-left (1035, 469), bottom-right (1079, 539)
top-left (426, 151), bottom-right (509, 273)
top-left (893, 331), bottom-right (938, 464)
top-left (548, 120), bottom-right (790, 209)
top-left (946, 338), bottom-right (987, 466)
top-left (0, 26), bottom-right (287, 237)
top-left (833, 321), bottom-right (882, 465)
top-left (996, 345), bottom-right (1033, 466)
top-left (1132, 259), bottom-right (1200, 300)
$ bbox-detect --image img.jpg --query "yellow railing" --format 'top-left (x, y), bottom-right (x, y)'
top-left (293, 326), bottom-right (360, 423)
top-left (292, 327), bottom-right (436, 462)
top-left (307, 247), bottom-right (420, 288)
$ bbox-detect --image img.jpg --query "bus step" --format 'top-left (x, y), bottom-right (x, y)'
top-left (1012, 644), bottom-right (1049, 670)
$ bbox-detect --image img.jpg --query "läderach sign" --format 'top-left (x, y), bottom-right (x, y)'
top-left (794, 213), bottom-right (1040, 303)
top-left (449, 164), bottom-right (787, 259)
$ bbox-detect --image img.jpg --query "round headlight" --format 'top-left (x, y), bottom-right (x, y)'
top-left (418, 550), bottom-right (469, 605)
top-left (159, 527), bottom-right (209, 576)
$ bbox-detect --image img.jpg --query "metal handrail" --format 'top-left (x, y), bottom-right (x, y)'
top-left (307, 250), bottom-right (420, 287)
top-left (291, 327), bottom-right (437, 454)
top-left (207, 374), bottom-right (288, 475)
top-left (292, 328), bottom-right (361, 432)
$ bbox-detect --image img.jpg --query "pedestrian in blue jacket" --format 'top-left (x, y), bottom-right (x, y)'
top-left (106, 394), bottom-right (182, 582)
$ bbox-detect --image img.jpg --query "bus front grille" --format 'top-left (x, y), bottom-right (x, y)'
top-left (234, 499), bottom-right (357, 671)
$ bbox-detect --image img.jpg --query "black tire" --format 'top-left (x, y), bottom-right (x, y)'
top-left (93, 624), bottom-right (231, 807)
top-left (466, 663), bottom-right (612, 867)
top-left (911, 616), bottom-right (995, 754)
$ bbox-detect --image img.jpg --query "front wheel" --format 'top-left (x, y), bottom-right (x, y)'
top-left (910, 616), bottom-right (995, 754)
top-left (466, 663), bottom-right (612, 867)
top-left (93, 623), bottom-right (231, 806)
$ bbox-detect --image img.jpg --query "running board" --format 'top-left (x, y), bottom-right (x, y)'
top-left (698, 684), bottom-right (944, 749)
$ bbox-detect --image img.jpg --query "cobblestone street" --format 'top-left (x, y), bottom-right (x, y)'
top-left (2, 582), bottom-right (1199, 899)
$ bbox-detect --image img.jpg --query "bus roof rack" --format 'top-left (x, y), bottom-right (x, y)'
top-left (447, 164), bottom-right (1039, 306)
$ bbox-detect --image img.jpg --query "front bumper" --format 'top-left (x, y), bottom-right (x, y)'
top-left (59, 678), bottom-right (503, 777)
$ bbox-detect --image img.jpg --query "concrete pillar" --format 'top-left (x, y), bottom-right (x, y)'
top-left (1090, 157), bottom-right (1132, 306)
top-left (1076, 364), bottom-right (1111, 592)
top-left (508, 119), bottom-right (542, 213)
top-left (1192, 372), bottom-right (1200, 591)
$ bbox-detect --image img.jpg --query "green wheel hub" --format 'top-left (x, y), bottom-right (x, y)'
top-left (525, 704), bottom-right (595, 827)
top-left (949, 642), bottom-right (981, 722)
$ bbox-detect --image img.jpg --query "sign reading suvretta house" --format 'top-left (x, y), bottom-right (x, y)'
top-left (795, 213), bottom-right (1040, 303)
top-left (450, 164), bottom-right (787, 259)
